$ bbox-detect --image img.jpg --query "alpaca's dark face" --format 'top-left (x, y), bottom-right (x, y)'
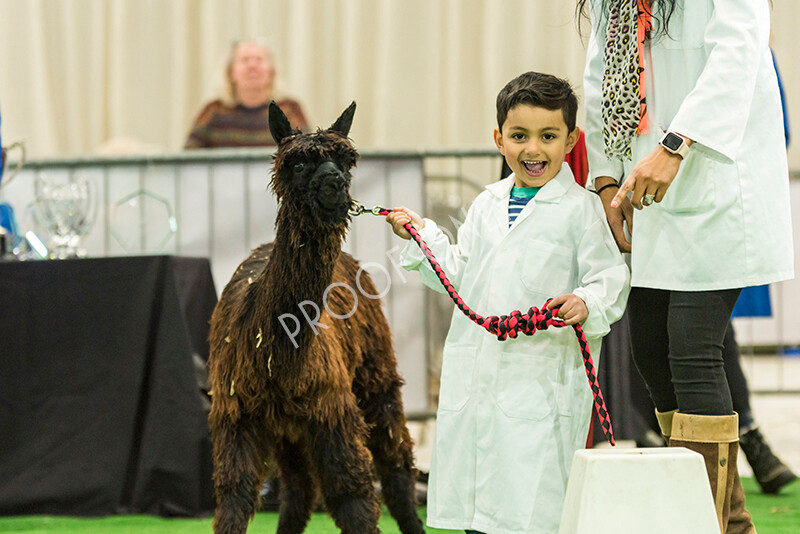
top-left (269, 102), bottom-right (359, 227)
top-left (275, 139), bottom-right (357, 224)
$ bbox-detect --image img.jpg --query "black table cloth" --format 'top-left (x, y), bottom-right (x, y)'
top-left (0, 256), bottom-right (217, 517)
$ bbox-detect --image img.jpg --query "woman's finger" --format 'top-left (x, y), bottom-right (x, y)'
top-left (612, 177), bottom-right (635, 208)
top-left (630, 177), bottom-right (650, 210)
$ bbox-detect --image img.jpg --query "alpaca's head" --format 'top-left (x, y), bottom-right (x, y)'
top-left (269, 102), bottom-right (359, 227)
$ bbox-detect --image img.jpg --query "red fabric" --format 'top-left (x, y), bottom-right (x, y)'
top-left (565, 128), bottom-right (588, 187)
top-left (637, 0), bottom-right (652, 134)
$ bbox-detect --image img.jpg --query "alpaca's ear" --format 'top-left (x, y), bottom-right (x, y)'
top-left (269, 101), bottom-right (294, 144)
top-left (329, 102), bottom-right (356, 138)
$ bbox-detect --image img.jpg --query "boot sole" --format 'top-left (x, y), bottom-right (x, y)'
top-left (759, 468), bottom-right (797, 494)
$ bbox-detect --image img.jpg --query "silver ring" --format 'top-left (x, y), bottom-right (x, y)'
top-left (642, 194), bottom-right (655, 207)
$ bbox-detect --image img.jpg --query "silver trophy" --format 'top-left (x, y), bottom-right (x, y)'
top-left (34, 174), bottom-right (97, 259)
top-left (0, 140), bottom-right (25, 188)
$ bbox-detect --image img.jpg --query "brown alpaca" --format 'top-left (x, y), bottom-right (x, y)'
top-left (207, 102), bottom-right (425, 534)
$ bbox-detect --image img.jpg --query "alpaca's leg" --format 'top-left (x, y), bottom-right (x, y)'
top-left (364, 391), bottom-right (426, 534)
top-left (274, 436), bottom-right (317, 534)
top-left (308, 408), bottom-right (381, 534)
top-left (211, 414), bottom-right (268, 534)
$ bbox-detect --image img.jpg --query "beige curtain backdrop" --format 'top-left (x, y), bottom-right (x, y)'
top-left (0, 0), bottom-right (798, 169)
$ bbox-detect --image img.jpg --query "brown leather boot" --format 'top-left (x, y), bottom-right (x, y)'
top-left (726, 442), bottom-right (757, 534)
top-left (655, 408), bottom-right (677, 441)
top-left (670, 413), bottom-right (756, 534)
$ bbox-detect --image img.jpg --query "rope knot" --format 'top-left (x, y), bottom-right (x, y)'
top-left (483, 304), bottom-right (562, 341)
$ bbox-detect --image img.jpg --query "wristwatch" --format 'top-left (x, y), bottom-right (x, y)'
top-left (659, 132), bottom-right (690, 159)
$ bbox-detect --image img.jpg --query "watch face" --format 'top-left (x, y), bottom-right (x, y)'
top-left (663, 133), bottom-right (684, 151)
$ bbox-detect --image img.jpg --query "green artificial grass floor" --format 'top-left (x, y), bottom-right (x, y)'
top-left (1, 478), bottom-right (797, 534)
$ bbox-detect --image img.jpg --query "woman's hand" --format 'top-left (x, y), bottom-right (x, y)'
top-left (547, 294), bottom-right (588, 326)
top-left (595, 176), bottom-right (633, 253)
top-left (612, 145), bottom-right (684, 210)
top-left (385, 206), bottom-right (425, 240)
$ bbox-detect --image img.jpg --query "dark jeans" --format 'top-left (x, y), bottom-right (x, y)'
top-left (723, 321), bottom-right (755, 430)
top-left (628, 287), bottom-right (741, 415)
top-left (465, 531), bottom-right (485, 534)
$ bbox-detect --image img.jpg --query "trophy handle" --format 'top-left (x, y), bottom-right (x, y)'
top-left (1, 141), bottom-right (26, 188)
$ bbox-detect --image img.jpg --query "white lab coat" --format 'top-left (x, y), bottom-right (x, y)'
top-left (584, 0), bottom-right (794, 290)
top-left (400, 165), bottom-right (630, 534)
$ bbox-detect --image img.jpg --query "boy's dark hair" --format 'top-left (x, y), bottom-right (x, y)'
top-left (496, 72), bottom-right (578, 133)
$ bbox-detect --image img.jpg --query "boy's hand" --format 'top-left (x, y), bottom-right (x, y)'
top-left (595, 176), bottom-right (633, 253)
top-left (546, 294), bottom-right (588, 326)
top-left (385, 206), bottom-right (425, 240)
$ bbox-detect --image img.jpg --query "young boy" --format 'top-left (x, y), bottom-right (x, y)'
top-left (386, 72), bottom-right (630, 534)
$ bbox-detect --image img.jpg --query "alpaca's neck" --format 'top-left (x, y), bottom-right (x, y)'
top-left (257, 205), bottom-right (347, 355)
top-left (269, 222), bottom-right (343, 304)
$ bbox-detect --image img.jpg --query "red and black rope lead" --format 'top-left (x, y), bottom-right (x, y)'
top-left (364, 205), bottom-right (614, 446)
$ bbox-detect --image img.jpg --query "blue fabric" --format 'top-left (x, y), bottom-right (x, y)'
top-left (731, 285), bottom-right (772, 318)
top-left (772, 49), bottom-right (790, 147)
top-left (510, 185), bottom-right (540, 198)
top-left (0, 202), bottom-right (20, 245)
top-left (508, 186), bottom-right (540, 226)
top-left (0, 106), bottom-right (4, 184)
top-left (0, 203), bottom-right (14, 233)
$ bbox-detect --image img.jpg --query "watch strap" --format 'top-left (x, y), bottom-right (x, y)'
top-left (660, 132), bottom-right (690, 159)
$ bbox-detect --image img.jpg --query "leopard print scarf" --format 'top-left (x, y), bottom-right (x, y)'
top-left (602, 0), bottom-right (652, 160)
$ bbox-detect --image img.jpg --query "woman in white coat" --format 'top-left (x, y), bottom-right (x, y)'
top-left (581, 1), bottom-right (793, 532)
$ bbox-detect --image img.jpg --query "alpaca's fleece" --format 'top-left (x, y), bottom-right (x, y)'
top-left (207, 102), bottom-right (425, 534)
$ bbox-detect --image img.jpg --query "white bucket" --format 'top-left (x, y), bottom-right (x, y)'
top-left (558, 447), bottom-right (720, 534)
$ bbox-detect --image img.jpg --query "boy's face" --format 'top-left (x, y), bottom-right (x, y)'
top-left (494, 104), bottom-right (579, 188)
